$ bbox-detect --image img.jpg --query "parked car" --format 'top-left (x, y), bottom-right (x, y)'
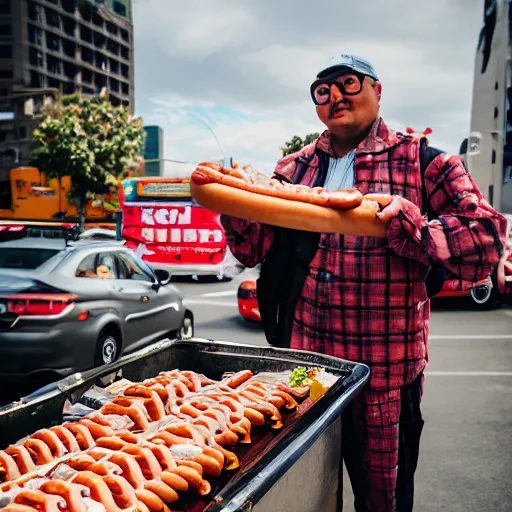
top-left (0, 236), bottom-right (194, 379)
top-left (237, 280), bottom-right (260, 322)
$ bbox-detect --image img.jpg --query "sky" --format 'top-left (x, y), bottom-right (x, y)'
top-left (131, 0), bottom-right (485, 177)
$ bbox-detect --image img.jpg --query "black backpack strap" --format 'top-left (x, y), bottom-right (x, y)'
top-left (419, 139), bottom-right (443, 220)
top-left (418, 139), bottom-right (450, 298)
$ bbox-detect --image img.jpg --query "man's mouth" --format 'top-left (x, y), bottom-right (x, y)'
top-left (329, 102), bottom-right (350, 118)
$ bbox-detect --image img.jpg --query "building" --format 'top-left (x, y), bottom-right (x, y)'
top-left (464, 0), bottom-right (512, 214)
top-left (144, 125), bottom-right (163, 177)
top-left (0, 0), bottom-right (134, 180)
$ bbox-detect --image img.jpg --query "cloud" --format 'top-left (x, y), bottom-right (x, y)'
top-left (132, 0), bottom-right (486, 175)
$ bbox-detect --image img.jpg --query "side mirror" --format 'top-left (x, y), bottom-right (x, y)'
top-left (154, 268), bottom-right (171, 287)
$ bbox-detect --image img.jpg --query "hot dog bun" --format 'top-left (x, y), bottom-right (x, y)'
top-left (191, 181), bottom-right (387, 238)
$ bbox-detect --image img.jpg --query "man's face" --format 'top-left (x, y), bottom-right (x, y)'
top-left (311, 70), bottom-right (382, 137)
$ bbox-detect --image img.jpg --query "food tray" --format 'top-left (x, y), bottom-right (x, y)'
top-left (0, 338), bottom-right (370, 512)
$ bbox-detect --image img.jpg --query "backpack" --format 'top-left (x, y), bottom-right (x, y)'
top-left (257, 140), bottom-right (447, 349)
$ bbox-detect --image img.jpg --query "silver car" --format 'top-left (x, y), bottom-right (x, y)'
top-left (0, 237), bottom-right (194, 379)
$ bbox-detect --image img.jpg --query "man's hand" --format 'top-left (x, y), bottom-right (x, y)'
top-left (365, 194), bottom-right (422, 223)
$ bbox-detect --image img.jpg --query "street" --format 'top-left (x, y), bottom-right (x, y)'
top-left (176, 269), bottom-right (512, 512)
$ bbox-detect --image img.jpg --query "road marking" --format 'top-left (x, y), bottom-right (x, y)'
top-left (426, 371), bottom-right (512, 376)
top-left (183, 299), bottom-right (238, 307)
top-left (429, 334), bottom-right (512, 340)
top-left (201, 290), bottom-right (238, 298)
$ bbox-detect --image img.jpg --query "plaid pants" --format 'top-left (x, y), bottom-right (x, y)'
top-left (338, 373), bottom-right (425, 512)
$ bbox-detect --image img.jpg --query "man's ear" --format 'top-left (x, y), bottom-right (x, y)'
top-left (375, 81), bottom-right (382, 101)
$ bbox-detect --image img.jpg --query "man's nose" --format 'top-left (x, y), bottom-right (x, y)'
top-left (330, 83), bottom-right (344, 102)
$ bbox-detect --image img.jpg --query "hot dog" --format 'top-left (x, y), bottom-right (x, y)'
top-left (190, 164), bottom-right (387, 237)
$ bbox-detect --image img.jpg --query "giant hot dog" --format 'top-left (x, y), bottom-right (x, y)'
top-left (190, 162), bottom-right (388, 238)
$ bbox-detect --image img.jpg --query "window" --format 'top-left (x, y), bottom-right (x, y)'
top-left (76, 252), bottom-right (119, 279)
top-left (0, 25), bottom-right (11, 38)
top-left (0, 0), bottom-right (10, 15)
top-left (0, 45), bottom-right (12, 59)
top-left (75, 253), bottom-right (97, 278)
top-left (96, 252), bottom-right (117, 279)
top-left (28, 24), bottom-right (43, 46)
top-left (46, 33), bottom-right (61, 52)
top-left (112, 0), bottom-right (127, 18)
top-left (28, 2), bottom-right (43, 22)
top-left (29, 47), bottom-right (44, 68)
top-left (0, 69), bottom-right (12, 79)
top-left (45, 8), bottom-right (61, 29)
top-left (117, 252), bottom-right (153, 282)
top-left (0, 248), bottom-right (59, 270)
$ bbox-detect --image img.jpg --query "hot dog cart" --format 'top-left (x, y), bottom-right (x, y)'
top-left (0, 338), bottom-right (370, 512)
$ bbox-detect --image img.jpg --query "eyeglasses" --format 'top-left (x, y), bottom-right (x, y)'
top-left (310, 71), bottom-right (366, 106)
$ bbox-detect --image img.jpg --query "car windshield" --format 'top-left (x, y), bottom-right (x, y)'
top-left (0, 248), bottom-right (60, 269)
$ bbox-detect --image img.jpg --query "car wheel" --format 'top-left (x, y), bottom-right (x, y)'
top-left (95, 331), bottom-right (119, 366)
top-left (469, 284), bottom-right (500, 310)
top-left (178, 315), bottom-right (194, 339)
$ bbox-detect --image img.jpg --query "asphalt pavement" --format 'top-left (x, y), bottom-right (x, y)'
top-left (175, 269), bottom-right (512, 512)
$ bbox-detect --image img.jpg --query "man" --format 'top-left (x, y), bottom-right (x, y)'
top-left (221, 54), bottom-right (508, 511)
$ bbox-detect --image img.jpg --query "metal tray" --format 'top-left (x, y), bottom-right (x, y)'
top-left (0, 338), bottom-right (370, 512)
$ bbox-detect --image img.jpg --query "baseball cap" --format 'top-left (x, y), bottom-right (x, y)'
top-left (317, 54), bottom-right (379, 81)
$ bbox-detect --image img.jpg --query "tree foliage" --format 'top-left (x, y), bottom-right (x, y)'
top-left (31, 88), bottom-right (146, 204)
top-left (280, 133), bottom-right (320, 157)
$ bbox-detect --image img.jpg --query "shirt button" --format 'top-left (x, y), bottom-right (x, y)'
top-left (318, 271), bottom-right (333, 282)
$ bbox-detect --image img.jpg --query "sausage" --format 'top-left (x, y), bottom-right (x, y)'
top-left (172, 466), bottom-right (211, 496)
top-left (136, 500), bottom-right (151, 512)
top-left (178, 372), bottom-right (202, 392)
top-left (243, 407), bottom-right (266, 426)
top-left (134, 489), bottom-right (165, 512)
top-left (63, 423), bottom-right (96, 450)
top-left (105, 452), bottom-right (145, 490)
top-left (221, 370), bottom-right (254, 389)
top-left (144, 444), bottom-right (176, 472)
top-left (65, 455), bottom-right (98, 472)
top-left (190, 180), bottom-right (386, 238)
top-left (190, 454), bottom-right (222, 477)
top-left (143, 481), bottom-right (178, 504)
top-left (100, 404), bottom-right (150, 432)
top-left (102, 475), bottom-right (137, 510)
top-left (162, 424), bottom-right (206, 445)
top-left (30, 430), bottom-right (68, 458)
top-left (9, 446), bottom-right (39, 475)
top-left (78, 419), bottom-right (115, 440)
top-left (191, 163), bottom-right (363, 211)
top-left (268, 390), bottom-right (298, 410)
top-left (0, 450), bottom-right (22, 482)
top-left (142, 397), bottom-right (166, 423)
top-left (0, 505), bottom-right (39, 512)
top-left (14, 489), bottom-right (66, 512)
top-left (158, 471), bottom-right (188, 493)
top-left (120, 446), bottom-right (162, 480)
top-left (175, 460), bottom-right (203, 476)
top-left (39, 480), bottom-right (88, 512)
top-left (49, 426), bottom-right (81, 453)
top-left (71, 471), bottom-right (125, 512)
top-left (23, 439), bottom-right (54, 465)
top-left (95, 437), bottom-right (130, 451)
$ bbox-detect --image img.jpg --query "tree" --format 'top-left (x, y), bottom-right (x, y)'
top-left (280, 133), bottom-right (320, 157)
top-left (31, 88), bottom-right (146, 224)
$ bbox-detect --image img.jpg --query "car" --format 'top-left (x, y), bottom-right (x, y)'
top-left (237, 280), bottom-right (260, 322)
top-left (0, 236), bottom-right (194, 380)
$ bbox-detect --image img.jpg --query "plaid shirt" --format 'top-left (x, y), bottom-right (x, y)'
top-left (221, 118), bottom-right (508, 390)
